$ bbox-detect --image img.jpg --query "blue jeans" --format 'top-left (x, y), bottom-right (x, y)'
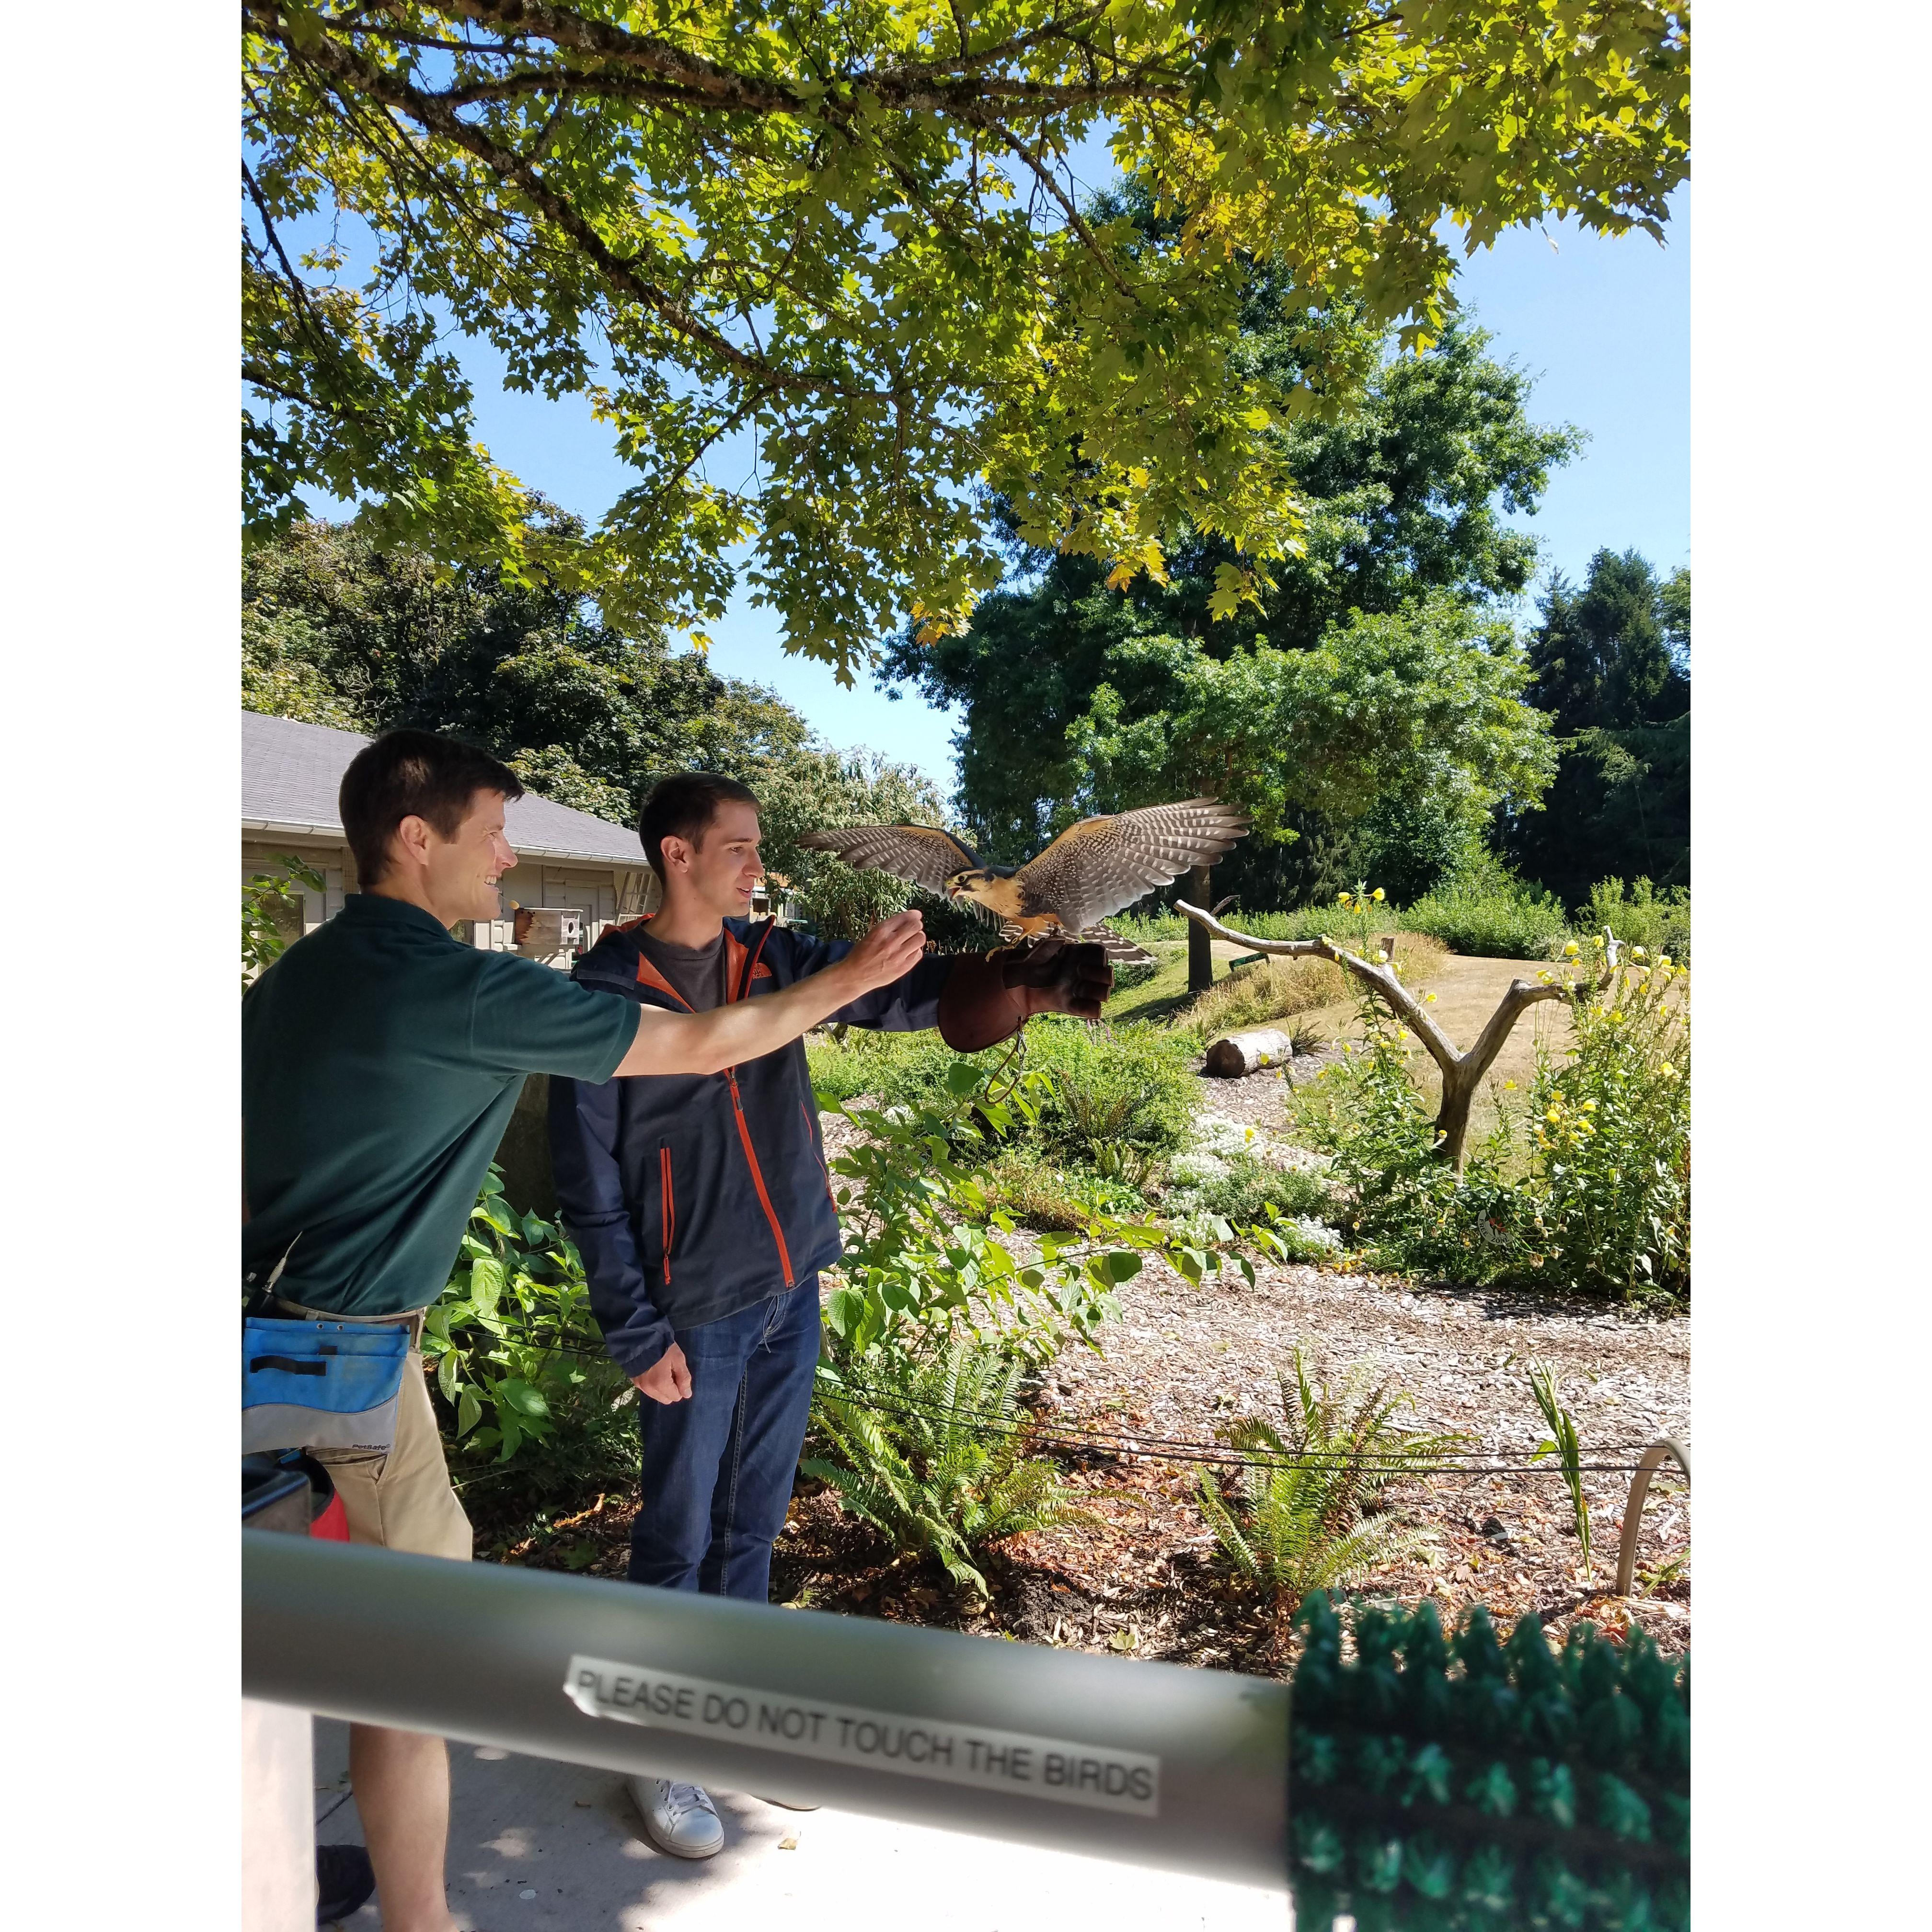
top-left (628, 1275), bottom-right (820, 1601)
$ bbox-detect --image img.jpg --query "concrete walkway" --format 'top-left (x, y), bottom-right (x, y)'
top-left (314, 1720), bottom-right (1289, 1932)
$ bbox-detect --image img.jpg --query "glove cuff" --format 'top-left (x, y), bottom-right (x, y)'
top-left (937, 954), bottom-right (1027, 1052)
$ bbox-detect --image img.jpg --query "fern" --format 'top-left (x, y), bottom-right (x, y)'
top-left (805, 1336), bottom-right (1096, 1596)
top-left (1197, 1348), bottom-right (1467, 1627)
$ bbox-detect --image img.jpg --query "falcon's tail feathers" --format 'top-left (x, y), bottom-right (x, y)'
top-left (1082, 925), bottom-right (1155, 966)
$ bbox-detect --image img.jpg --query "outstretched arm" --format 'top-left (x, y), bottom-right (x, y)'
top-left (772, 932), bottom-right (1114, 1049)
top-left (610, 911), bottom-right (927, 1076)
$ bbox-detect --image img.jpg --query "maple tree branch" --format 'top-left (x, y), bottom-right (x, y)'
top-left (382, 0), bottom-right (1186, 115)
top-left (253, 3), bottom-right (889, 404)
top-left (975, 119), bottom-right (1138, 302)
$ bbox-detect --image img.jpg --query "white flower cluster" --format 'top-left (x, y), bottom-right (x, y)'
top-left (1285, 1214), bottom-right (1344, 1252)
top-left (1168, 1150), bottom-right (1232, 1186)
top-left (1193, 1116), bottom-right (1262, 1160)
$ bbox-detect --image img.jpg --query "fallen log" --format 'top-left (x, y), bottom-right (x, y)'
top-left (1203, 1028), bottom-right (1295, 1078)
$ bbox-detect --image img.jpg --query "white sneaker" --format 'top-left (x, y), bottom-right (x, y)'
top-left (629, 1775), bottom-right (724, 1859)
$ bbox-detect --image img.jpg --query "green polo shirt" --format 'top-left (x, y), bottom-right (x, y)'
top-left (242, 894), bottom-right (640, 1316)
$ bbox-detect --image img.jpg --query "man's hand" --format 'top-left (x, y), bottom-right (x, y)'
top-left (1002, 938), bottom-right (1114, 1021)
top-left (829, 910), bottom-right (927, 997)
top-left (633, 1343), bottom-right (693, 1404)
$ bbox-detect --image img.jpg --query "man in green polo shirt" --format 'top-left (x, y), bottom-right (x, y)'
top-left (243, 728), bottom-right (924, 1932)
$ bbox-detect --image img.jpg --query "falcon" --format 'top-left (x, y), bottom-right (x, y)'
top-left (798, 800), bottom-right (1250, 966)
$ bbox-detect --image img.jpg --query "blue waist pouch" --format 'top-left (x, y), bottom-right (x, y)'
top-left (242, 1317), bottom-right (410, 1455)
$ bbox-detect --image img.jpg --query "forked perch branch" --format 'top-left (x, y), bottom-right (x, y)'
top-left (1173, 901), bottom-right (1608, 1171)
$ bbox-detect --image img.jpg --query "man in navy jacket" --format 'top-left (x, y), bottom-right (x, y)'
top-left (550, 772), bottom-right (1108, 1858)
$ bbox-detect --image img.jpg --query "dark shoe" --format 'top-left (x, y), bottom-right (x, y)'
top-left (316, 1843), bottom-right (376, 1924)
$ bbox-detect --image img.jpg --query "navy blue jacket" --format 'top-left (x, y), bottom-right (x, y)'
top-left (549, 917), bottom-right (953, 1376)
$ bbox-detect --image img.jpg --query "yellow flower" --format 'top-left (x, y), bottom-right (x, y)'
top-left (1658, 954), bottom-right (1672, 968)
top-left (1632, 946), bottom-right (1647, 960)
top-left (1424, 992), bottom-right (1437, 1002)
top-left (1580, 1099), bottom-right (1597, 1111)
top-left (1338, 891), bottom-right (1354, 906)
top-left (1537, 970), bottom-right (1553, 984)
top-left (1610, 1011), bottom-right (1624, 1024)
top-left (1504, 1080), bottom-right (1517, 1090)
top-left (1371, 887), bottom-right (1386, 902)
top-left (1397, 1027), bottom-right (1410, 1041)
top-left (1545, 1108), bottom-right (1562, 1124)
top-left (1563, 940), bottom-right (1580, 957)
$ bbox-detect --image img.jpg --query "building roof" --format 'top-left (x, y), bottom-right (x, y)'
top-left (242, 711), bottom-right (647, 868)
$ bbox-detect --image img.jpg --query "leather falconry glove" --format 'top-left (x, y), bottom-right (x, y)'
top-left (936, 938), bottom-right (1115, 1053)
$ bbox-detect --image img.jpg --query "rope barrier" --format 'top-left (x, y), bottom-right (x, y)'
top-left (443, 1369), bottom-right (1688, 1496)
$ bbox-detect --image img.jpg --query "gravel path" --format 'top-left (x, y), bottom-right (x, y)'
top-left (808, 1065), bottom-right (1690, 1660)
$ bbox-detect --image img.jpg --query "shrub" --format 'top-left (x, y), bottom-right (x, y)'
top-left (1402, 871), bottom-right (1570, 959)
top-left (987, 1147), bottom-right (1152, 1231)
top-left (1292, 943), bottom-right (1690, 1299)
top-left (1024, 1019), bottom-right (1198, 1162)
top-left (805, 1334), bottom-right (1097, 1595)
top-left (242, 853), bottom-right (325, 988)
top-left (1291, 1024), bottom-right (1504, 1281)
top-left (1196, 1349), bottom-right (1468, 1631)
top-left (803, 1024), bottom-right (925, 1104)
top-left (423, 1165), bottom-right (634, 1471)
top-left (1165, 1146), bottom-right (1338, 1229)
top-left (821, 1048), bottom-right (1219, 1363)
top-left (1580, 876), bottom-right (1691, 965)
top-left (1518, 944), bottom-right (1690, 1298)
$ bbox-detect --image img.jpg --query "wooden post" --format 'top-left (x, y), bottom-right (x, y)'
top-left (1186, 866), bottom-right (1214, 994)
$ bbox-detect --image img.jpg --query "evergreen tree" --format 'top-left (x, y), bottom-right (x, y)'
top-left (1503, 550), bottom-right (1690, 906)
top-left (881, 316), bottom-right (1578, 907)
top-left (242, 512), bottom-right (806, 824)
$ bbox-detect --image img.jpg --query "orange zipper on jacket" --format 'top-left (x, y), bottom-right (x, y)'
top-left (659, 1145), bottom-right (675, 1286)
top-left (627, 920), bottom-right (797, 1290)
top-left (721, 921), bottom-right (793, 1286)
top-left (729, 1068), bottom-right (794, 1287)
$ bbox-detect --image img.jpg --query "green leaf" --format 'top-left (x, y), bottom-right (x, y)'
top-left (456, 1388), bottom-right (482, 1437)
top-left (495, 1377), bottom-right (551, 1418)
top-left (470, 1256), bottom-right (505, 1318)
top-left (437, 1349), bottom-right (459, 1403)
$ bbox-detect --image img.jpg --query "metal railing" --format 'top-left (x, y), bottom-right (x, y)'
top-left (243, 1530), bottom-right (1292, 1890)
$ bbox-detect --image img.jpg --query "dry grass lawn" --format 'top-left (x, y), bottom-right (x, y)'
top-left (1104, 936), bottom-right (1584, 1150)
top-left (1300, 947), bottom-right (1578, 1148)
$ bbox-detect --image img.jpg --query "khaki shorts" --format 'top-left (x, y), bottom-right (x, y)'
top-left (305, 1344), bottom-right (472, 1564)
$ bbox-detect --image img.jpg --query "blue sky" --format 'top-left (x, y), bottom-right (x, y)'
top-left (292, 184), bottom-right (1689, 802)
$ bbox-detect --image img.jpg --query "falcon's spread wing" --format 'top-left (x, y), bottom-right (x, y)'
top-left (1015, 800), bottom-right (1250, 935)
top-left (796, 824), bottom-right (981, 895)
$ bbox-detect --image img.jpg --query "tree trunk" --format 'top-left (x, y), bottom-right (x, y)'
top-left (1203, 1029), bottom-right (1296, 1078)
top-left (1186, 865), bottom-right (1214, 993)
top-left (1434, 1064), bottom-right (1481, 1172)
